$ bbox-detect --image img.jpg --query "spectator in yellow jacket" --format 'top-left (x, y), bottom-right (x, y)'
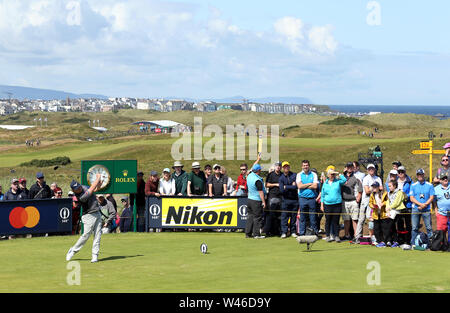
top-left (385, 180), bottom-right (405, 247)
top-left (369, 181), bottom-right (392, 247)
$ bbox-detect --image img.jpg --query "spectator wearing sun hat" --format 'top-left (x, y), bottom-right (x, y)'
top-left (187, 162), bottom-right (207, 196)
top-left (410, 168), bottom-right (434, 246)
top-left (172, 161), bottom-right (188, 196)
top-left (159, 168), bottom-right (176, 196)
top-left (279, 161), bottom-right (298, 238)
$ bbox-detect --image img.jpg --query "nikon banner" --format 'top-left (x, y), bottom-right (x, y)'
top-left (146, 196), bottom-right (248, 229)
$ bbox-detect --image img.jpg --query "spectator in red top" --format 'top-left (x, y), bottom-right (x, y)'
top-left (235, 163), bottom-right (249, 196)
top-left (145, 171), bottom-right (160, 197)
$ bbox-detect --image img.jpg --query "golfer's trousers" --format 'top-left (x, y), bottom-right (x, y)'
top-left (72, 211), bottom-right (103, 256)
top-left (246, 199), bottom-right (263, 237)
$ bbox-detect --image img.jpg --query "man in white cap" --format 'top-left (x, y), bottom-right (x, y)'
top-left (384, 169), bottom-right (398, 190)
top-left (352, 164), bottom-right (382, 244)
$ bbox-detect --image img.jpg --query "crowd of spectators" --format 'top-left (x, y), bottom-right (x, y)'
top-left (1, 142), bottom-right (449, 249)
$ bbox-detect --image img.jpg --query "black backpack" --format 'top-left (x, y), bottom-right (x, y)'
top-left (430, 230), bottom-right (449, 252)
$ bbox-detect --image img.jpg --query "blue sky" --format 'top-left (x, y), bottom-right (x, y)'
top-left (0, 0), bottom-right (448, 105)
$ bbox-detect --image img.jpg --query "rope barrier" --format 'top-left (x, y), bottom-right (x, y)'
top-left (262, 209), bottom-right (436, 215)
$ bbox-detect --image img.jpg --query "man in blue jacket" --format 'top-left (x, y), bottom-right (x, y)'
top-left (279, 162), bottom-right (298, 238)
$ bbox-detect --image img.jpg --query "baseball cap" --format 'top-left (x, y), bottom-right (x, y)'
top-left (70, 180), bottom-right (82, 190)
top-left (36, 172), bottom-right (44, 179)
top-left (443, 142), bottom-right (450, 149)
top-left (137, 171), bottom-right (144, 176)
top-left (392, 161), bottom-right (402, 166)
top-left (397, 166), bottom-right (406, 172)
top-left (345, 162), bottom-right (354, 168)
top-left (416, 168), bottom-right (425, 175)
top-left (11, 178), bottom-right (19, 184)
top-left (367, 164), bottom-right (376, 170)
top-left (326, 165), bottom-right (335, 172)
top-left (121, 196), bottom-right (129, 202)
top-left (163, 168), bottom-right (171, 173)
top-left (282, 161), bottom-right (290, 167)
top-left (19, 178), bottom-right (27, 183)
top-left (97, 194), bottom-right (106, 198)
top-left (252, 164), bottom-right (262, 172)
top-left (191, 162), bottom-right (201, 169)
top-left (273, 161), bottom-right (281, 166)
top-left (213, 164), bottom-right (221, 169)
top-left (150, 170), bottom-right (158, 176)
top-left (439, 172), bottom-right (448, 180)
top-left (371, 181), bottom-right (380, 188)
top-left (389, 170), bottom-right (398, 175)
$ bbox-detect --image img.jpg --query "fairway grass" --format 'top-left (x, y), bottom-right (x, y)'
top-left (1, 232), bottom-right (449, 293)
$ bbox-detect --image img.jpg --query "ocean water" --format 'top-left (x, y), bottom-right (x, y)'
top-left (328, 105), bottom-right (450, 117)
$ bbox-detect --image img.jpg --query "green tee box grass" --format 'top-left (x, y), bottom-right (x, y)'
top-left (1, 233), bottom-right (449, 293)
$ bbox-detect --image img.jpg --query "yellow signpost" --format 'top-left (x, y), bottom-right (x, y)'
top-left (411, 139), bottom-right (445, 183)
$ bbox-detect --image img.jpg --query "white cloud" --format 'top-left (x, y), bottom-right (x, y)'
top-left (308, 25), bottom-right (338, 55)
top-left (273, 17), bottom-right (337, 56)
top-left (0, 0), bottom-right (346, 98)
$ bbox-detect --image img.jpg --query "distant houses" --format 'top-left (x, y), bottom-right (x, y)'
top-left (0, 96), bottom-right (327, 116)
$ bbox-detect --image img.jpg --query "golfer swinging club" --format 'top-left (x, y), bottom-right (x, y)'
top-left (66, 173), bottom-right (103, 263)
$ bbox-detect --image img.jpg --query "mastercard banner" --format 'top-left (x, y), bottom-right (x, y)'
top-left (0, 199), bottom-right (72, 235)
top-left (146, 196), bottom-right (248, 229)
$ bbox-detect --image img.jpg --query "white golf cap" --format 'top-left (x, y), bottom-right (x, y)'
top-left (367, 164), bottom-right (376, 169)
top-left (389, 169), bottom-right (398, 175)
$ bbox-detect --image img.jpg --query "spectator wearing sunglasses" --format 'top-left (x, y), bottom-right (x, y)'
top-left (434, 155), bottom-right (450, 186)
top-left (52, 187), bottom-right (63, 199)
top-left (235, 163), bottom-right (249, 196)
